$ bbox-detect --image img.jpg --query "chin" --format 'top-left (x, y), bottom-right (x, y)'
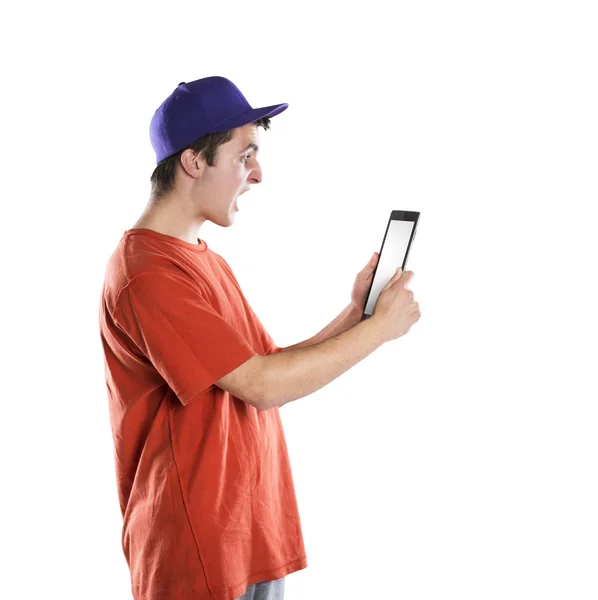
top-left (212, 212), bottom-right (236, 228)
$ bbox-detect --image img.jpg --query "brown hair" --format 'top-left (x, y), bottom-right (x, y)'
top-left (149, 117), bottom-right (272, 201)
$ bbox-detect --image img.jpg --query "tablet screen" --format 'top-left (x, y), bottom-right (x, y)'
top-left (363, 216), bottom-right (417, 318)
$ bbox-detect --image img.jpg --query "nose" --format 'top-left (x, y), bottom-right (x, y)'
top-left (248, 161), bottom-right (262, 185)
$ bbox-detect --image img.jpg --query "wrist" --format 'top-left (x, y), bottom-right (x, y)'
top-left (362, 313), bottom-right (388, 346)
top-left (348, 301), bottom-right (363, 316)
top-left (348, 302), bottom-right (364, 325)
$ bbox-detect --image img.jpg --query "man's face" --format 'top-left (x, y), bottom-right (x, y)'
top-left (195, 123), bottom-right (263, 226)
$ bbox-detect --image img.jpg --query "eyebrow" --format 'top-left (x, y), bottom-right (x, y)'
top-left (239, 142), bottom-right (259, 155)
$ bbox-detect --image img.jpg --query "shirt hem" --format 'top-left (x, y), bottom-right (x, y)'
top-left (220, 555), bottom-right (308, 600)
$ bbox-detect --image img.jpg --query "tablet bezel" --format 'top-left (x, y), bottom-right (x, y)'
top-left (360, 210), bottom-right (420, 322)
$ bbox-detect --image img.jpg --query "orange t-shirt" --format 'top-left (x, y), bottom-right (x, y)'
top-left (98, 228), bottom-right (307, 600)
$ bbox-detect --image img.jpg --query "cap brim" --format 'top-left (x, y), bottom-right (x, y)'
top-left (209, 103), bottom-right (289, 133)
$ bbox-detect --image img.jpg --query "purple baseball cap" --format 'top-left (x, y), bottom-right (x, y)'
top-left (149, 76), bottom-right (289, 164)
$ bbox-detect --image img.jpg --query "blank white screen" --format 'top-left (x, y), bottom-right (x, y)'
top-left (364, 219), bottom-right (414, 316)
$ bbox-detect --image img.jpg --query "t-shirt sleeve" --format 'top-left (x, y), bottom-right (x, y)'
top-left (268, 341), bottom-right (283, 354)
top-left (215, 253), bottom-right (283, 355)
top-left (245, 298), bottom-right (283, 354)
top-left (113, 271), bottom-right (258, 405)
top-left (263, 329), bottom-right (283, 354)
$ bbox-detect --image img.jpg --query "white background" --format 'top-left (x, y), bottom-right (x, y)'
top-left (2, 1), bottom-right (597, 599)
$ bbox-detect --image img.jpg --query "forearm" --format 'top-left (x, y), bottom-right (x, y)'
top-left (261, 314), bottom-right (385, 409)
top-left (278, 302), bottom-right (362, 352)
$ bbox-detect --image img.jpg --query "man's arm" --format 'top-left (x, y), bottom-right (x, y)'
top-left (260, 313), bottom-right (385, 409)
top-left (277, 302), bottom-right (362, 352)
top-left (215, 302), bottom-right (379, 409)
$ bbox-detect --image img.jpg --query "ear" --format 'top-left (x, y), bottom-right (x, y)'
top-left (180, 149), bottom-right (205, 178)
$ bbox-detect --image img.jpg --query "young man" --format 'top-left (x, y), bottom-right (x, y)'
top-left (98, 76), bottom-right (420, 600)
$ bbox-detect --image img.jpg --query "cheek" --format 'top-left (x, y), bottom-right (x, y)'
top-left (215, 164), bottom-right (243, 188)
top-left (225, 161), bottom-right (243, 179)
top-left (234, 165), bottom-right (248, 183)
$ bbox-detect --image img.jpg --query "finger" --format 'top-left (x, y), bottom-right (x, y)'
top-left (397, 271), bottom-right (414, 288)
top-left (382, 267), bottom-right (403, 290)
top-left (364, 253), bottom-right (379, 277)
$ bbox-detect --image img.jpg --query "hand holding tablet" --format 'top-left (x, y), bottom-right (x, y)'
top-left (361, 210), bottom-right (421, 338)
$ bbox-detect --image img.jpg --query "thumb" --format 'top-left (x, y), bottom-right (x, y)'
top-left (364, 252), bottom-right (378, 277)
top-left (382, 267), bottom-right (403, 290)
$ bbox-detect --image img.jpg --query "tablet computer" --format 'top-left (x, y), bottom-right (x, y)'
top-left (361, 210), bottom-right (420, 322)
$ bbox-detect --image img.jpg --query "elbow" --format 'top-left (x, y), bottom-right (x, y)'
top-left (255, 369), bottom-right (278, 411)
top-left (256, 389), bottom-right (277, 411)
top-left (253, 354), bottom-right (284, 411)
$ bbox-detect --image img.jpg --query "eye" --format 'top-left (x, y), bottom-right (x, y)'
top-left (241, 154), bottom-right (251, 164)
